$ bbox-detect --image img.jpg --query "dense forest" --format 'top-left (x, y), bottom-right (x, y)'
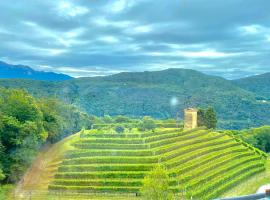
top-left (0, 88), bottom-right (92, 183)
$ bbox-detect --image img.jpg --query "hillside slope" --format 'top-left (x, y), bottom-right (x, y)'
top-left (0, 61), bottom-right (72, 81)
top-left (14, 132), bottom-right (81, 199)
top-left (234, 73), bottom-right (270, 99)
top-left (47, 128), bottom-right (267, 199)
top-left (0, 68), bottom-right (269, 129)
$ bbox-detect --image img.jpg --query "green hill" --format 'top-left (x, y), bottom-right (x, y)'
top-left (234, 72), bottom-right (270, 100)
top-left (47, 127), bottom-right (267, 199)
top-left (1, 68), bottom-right (270, 129)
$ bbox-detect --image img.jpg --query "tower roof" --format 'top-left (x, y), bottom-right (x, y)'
top-left (185, 108), bottom-right (198, 112)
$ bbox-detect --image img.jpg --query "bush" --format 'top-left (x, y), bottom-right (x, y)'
top-left (0, 169), bottom-right (5, 181)
top-left (138, 116), bottom-right (157, 131)
top-left (141, 165), bottom-right (173, 200)
top-left (115, 126), bottom-right (125, 133)
top-left (114, 115), bottom-right (130, 123)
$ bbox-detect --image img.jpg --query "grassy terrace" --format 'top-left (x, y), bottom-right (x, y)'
top-left (49, 128), bottom-right (267, 199)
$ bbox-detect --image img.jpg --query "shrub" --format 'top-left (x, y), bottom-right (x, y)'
top-left (115, 126), bottom-right (125, 133)
top-left (114, 115), bottom-right (130, 123)
top-left (0, 169), bottom-right (5, 181)
top-left (141, 165), bottom-right (173, 200)
top-left (138, 116), bottom-right (157, 131)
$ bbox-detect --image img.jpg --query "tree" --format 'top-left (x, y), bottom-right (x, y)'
top-left (138, 116), bottom-right (157, 131)
top-left (197, 108), bottom-right (205, 127)
top-left (0, 89), bottom-right (42, 123)
top-left (204, 107), bottom-right (217, 129)
top-left (114, 115), bottom-right (130, 123)
top-left (141, 165), bottom-right (173, 200)
top-left (197, 107), bottom-right (217, 129)
top-left (103, 115), bottom-right (113, 124)
top-left (244, 126), bottom-right (270, 152)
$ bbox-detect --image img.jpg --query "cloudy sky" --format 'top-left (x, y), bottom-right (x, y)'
top-left (0, 0), bottom-right (270, 79)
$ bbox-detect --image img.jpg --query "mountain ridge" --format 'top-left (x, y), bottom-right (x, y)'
top-left (0, 61), bottom-right (72, 81)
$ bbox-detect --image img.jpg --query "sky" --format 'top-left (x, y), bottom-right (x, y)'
top-left (0, 0), bottom-right (270, 79)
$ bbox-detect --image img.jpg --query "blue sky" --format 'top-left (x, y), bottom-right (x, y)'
top-left (0, 0), bottom-right (270, 79)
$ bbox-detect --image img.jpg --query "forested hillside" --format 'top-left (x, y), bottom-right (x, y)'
top-left (234, 73), bottom-right (270, 100)
top-left (0, 68), bottom-right (269, 130)
top-left (224, 126), bottom-right (270, 153)
top-left (0, 88), bottom-right (91, 184)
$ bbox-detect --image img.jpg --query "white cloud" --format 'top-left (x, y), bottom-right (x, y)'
top-left (164, 43), bottom-right (206, 50)
top-left (65, 28), bottom-right (85, 38)
top-left (93, 17), bottom-right (133, 28)
top-left (146, 49), bottom-right (244, 58)
top-left (106, 0), bottom-right (141, 13)
top-left (57, 1), bottom-right (89, 18)
top-left (98, 36), bottom-right (119, 44)
top-left (37, 66), bottom-right (126, 77)
top-left (239, 25), bottom-right (270, 43)
top-left (267, 35), bottom-right (270, 42)
top-left (110, 0), bottom-right (128, 13)
top-left (110, 0), bottom-right (133, 13)
top-left (177, 50), bottom-right (240, 58)
top-left (241, 25), bottom-right (262, 34)
top-left (133, 25), bottom-right (152, 33)
top-left (50, 49), bottom-right (67, 56)
top-left (23, 21), bottom-right (86, 47)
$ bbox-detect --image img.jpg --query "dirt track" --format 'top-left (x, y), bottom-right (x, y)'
top-left (13, 132), bottom-right (80, 199)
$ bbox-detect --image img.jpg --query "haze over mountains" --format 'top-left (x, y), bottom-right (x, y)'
top-left (0, 61), bottom-right (72, 81)
top-left (0, 61), bottom-right (270, 130)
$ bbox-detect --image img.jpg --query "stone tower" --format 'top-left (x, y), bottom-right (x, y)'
top-left (184, 108), bottom-right (198, 130)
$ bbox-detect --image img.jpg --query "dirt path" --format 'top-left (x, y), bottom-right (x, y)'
top-left (13, 132), bottom-right (80, 199)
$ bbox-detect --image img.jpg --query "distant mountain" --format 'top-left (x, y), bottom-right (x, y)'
top-left (1, 68), bottom-right (269, 130)
top-left (0, 61), bottom-right (72, 81)
top-left (234, 73), bottom-right (270, 99)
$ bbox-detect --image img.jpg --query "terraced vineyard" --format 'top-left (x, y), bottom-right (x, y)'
top-left (49, 128), bottom-right (267, 199)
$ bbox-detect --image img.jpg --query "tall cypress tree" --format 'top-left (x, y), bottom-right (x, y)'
top-left (197, 108), bottom-right (205, 127)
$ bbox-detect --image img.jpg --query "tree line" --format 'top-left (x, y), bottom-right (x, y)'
top-left (0, 88), bottom-right (92, 183)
